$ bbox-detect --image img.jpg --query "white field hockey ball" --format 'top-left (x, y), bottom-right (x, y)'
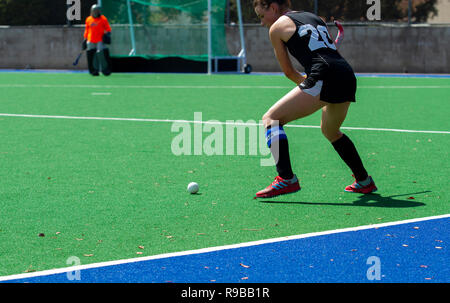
top-left (187, 182), bottom-right (199, 194)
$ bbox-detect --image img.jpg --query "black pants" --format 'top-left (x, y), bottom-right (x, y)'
top-left (87, 49), bottom-right (112, 76)
top-left (86, 49), bottom-right (99, 76)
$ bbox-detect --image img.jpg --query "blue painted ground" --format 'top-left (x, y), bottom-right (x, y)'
top-left (1, 69), bottom-right (450, 78)
top-left (2, 217), bottom-right (448, 283)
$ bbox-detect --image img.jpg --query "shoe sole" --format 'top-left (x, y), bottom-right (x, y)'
top-left (254, 188), bottom-right (301, 199)
top-left (344, 187), bottom-right (378, 194)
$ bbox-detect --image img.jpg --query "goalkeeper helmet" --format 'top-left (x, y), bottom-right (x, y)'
top-left (91, 4), bottom-right (101, 18)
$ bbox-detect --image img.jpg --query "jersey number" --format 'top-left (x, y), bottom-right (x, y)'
top-left (298, 24), bottom-right (336, 51)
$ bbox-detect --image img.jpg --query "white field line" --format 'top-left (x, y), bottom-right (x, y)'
top-left (0, 214), bottom-right (448, 282)
top-left (91, 92), bottom-right (111, 96)
top-left (0, 113), bottom-right (449, 134)
top-left (0, 84), bottom-right (449, 89)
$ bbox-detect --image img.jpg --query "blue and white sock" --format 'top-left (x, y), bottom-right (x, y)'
top-left (265, 125), bottom-right (294, 180)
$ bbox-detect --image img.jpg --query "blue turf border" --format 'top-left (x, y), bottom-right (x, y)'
top-left (2, 217), bottom-right (448, 283)
top-left (1, 69), bottom-right (450, 78)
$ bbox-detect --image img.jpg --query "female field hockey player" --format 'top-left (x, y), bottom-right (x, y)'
top-left (253, 0), bottom-right (377, 198)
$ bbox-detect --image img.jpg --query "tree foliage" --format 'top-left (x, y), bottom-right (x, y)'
top-left (229, 0), bottom-right (439, 23)
top-left (0, 0), bottom-right (439, 25)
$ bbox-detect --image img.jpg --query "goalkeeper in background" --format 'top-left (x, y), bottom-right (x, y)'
top-left (82, 4), bottom-right (112, 76)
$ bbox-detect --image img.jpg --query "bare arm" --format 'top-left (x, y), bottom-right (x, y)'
top-left (269, 18), bottom-right (305, 85)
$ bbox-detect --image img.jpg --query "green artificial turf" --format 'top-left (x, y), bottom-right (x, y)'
top-left (0, 72), bottom-right (448, 276)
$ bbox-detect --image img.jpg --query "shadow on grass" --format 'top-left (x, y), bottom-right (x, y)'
top-left (259, 191), bottom-right (430, 208)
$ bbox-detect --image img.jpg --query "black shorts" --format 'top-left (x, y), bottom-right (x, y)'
top-left (299, 59), bottom-right (357, 103)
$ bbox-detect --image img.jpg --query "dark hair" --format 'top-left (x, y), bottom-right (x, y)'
top-left (253, 0), bottom-right (291, 9)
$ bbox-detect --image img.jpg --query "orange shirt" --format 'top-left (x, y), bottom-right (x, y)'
top-left (84, 15), bottom-right (111, 43)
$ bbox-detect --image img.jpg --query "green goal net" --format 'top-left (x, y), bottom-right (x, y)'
top-left (101, 0), bottom-right (247, 72)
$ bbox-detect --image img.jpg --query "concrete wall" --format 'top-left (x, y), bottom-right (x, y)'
top-left (0, 26), bottom-right (88, 70)
top-left (0, 24), bottom-right (449, 73)
top-left (229, 24), bottom-right (450, 74)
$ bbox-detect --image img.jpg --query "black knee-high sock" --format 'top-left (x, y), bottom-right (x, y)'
top-left (332, 134), bottom-right (368, 181)
top-left (266, 126), bottom-right (294, 180)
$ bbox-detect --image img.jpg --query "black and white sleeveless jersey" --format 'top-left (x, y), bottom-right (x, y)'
top-left (284, 11), bottom-right (346, 78)
top-left (283, 11), bottom-right (357, 102)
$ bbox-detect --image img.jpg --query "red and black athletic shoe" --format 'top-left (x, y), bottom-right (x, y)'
top-left (345, 175), bottom-right (377, 194)
top-left (255, 175), bottom-right (301, 199)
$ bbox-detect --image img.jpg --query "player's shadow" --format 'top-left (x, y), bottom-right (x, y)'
top-left (259, 191), bottom-right (430, 208)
